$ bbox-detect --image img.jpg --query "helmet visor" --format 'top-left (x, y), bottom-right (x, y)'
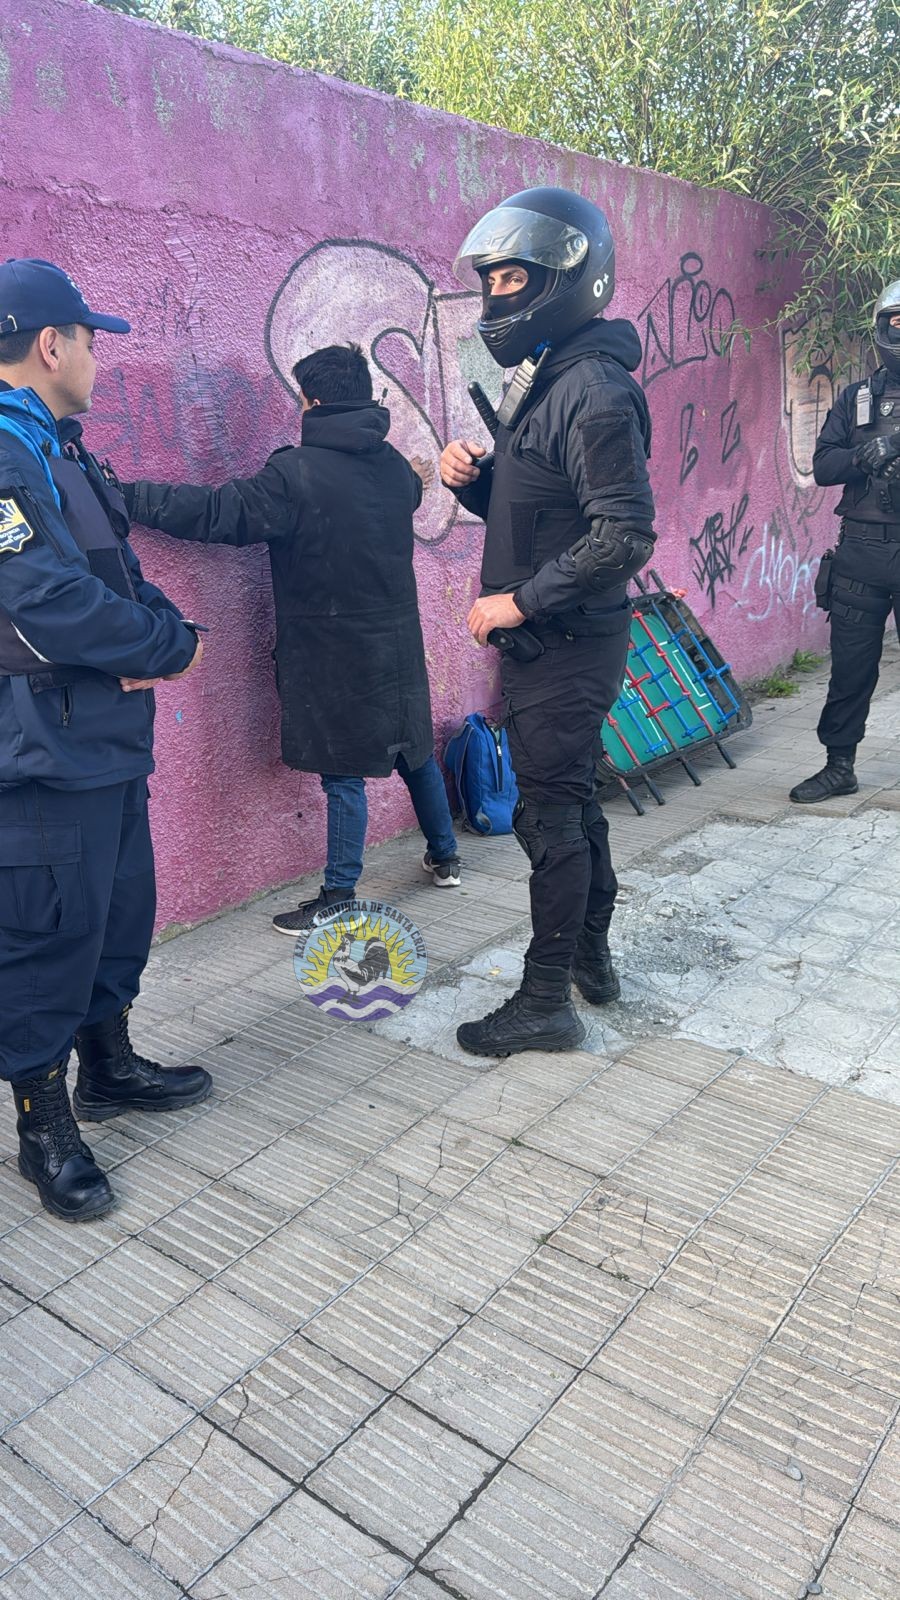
top-left (454, 206), bottom-right (589, 286)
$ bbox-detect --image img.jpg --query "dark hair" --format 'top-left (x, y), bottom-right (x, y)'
top-left (0, 323), bottom-right (79, 366)
top-left (292, 342), bottom-right (373, 405)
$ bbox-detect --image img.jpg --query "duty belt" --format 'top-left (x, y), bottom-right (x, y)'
top-left (841, 519), bottom-right (900, 542)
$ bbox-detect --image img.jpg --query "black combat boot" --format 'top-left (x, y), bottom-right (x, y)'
top-left (572, 915), bottom-right (621, 1005)
top-left (14, 1061), bottom-right (114, 1221)
top-left (73, 1006), bottom-right (213, 1122)
top-left (789, 748), bottom-right (858, 804)
top-left (456, 959), bottom-right (586, 1058)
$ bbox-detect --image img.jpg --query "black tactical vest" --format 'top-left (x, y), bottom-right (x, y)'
top-left (0, 440), bottom-right (137, 674)
top-left (481, 419), bottom-right (592, 594)
top-left (836, 372), bottom-right (900, 523)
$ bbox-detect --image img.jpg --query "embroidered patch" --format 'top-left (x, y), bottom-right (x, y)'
top-left (0, 497), bottom-right (35, 558)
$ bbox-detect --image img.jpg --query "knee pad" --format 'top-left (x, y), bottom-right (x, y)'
top-left (513, 798), bottom-right (585, 868)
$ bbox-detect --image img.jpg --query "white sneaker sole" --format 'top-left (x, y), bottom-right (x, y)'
top-left (421, 856), bottom-right (461, 888)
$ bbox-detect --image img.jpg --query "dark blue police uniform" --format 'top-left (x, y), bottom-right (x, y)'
top-left (0, 258), bottom-right (211, 1222)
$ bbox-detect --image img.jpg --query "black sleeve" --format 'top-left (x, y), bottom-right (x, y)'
top-left (448, 455), bottom-right (495, 521)
top-left (125, 455), bottom-right (299, 546)
top-left (812, 388), bottom-right (867, 487)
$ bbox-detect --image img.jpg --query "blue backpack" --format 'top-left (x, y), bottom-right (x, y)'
top-left (444, 713), bottom-right (519, 834)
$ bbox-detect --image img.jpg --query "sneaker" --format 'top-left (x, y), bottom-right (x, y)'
top-left (272, 886), bottom-right (355, 937)
top-left (422, 851), bottom-right (461, 888)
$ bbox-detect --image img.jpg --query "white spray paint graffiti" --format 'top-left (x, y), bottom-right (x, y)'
top-left (739, 514), bottom-right (821, 623)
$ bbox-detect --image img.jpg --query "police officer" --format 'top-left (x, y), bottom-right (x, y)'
top-left (440, 189), bottom-right (655, 1057)
top-left (0, 260), bottom-right (212, 1222)
top-left (790, 283), bottom-right (900, 803)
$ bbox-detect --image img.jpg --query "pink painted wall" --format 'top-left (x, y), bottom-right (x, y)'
top-left (1, 0), bottom-right (842, 929)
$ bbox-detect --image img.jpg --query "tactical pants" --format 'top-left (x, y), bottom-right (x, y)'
top-left (502, 625), bottom-right (630, 970)
top-left (817, 522), bottom-right (900, 752)
top-left (0, 777), bottom-right (155, 1083)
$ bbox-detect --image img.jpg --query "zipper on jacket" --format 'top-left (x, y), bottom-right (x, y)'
top-left (493, 725), bottom-right (504, 788)
top-left (61, 686), bottom-right (72, 727)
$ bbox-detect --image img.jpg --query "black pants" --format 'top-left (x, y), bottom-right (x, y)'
top-left (818, 523), bottom-right (900, 752)
top-left (0, 777), bottom-right (155, 1083)
top-left (502, 626), bottom-right (629, 969)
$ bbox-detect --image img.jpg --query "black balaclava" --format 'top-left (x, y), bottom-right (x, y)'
top-left (479, 260), bottom-right (549, 326)
top-left (879, 316), bottom-right (900, 380)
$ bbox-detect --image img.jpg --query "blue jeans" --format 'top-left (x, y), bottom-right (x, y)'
top-left (320, 754), bottom-right (458, 891)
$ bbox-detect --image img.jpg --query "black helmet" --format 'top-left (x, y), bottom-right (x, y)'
top-left (874, 279), bottom-right (900, 378)
top-left (453, 186), bottom-right (615, 367)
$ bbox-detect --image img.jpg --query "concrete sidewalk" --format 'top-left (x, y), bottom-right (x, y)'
top-left (1, 645), bottom-right (899, 1598)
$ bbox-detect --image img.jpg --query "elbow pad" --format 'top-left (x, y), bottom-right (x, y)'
top-left (570, 518), bottom-right (655, 591)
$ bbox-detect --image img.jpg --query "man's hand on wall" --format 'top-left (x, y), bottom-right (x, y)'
top-left (410, 454), bottom-right (436, 490)
top-left (467, 593), bottom-right (526, 645)
top-left (440, 439), bottom-right (485, 488)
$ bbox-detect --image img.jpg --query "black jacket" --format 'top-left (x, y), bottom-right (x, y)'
top-left (126, 404), bottom-right (435, 776)
top-left (813, 368), bottom-right (900, 522)
top-left (454, 319), bottom-right (654, 616)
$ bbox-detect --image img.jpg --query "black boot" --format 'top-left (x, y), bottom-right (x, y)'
top-left (457, 959), bottom-right (586, 1058)
top-left (73, 1006), bottom-right (213, 1122)
top-left (14, 1061), bottom-right (114, 1221)
top-left (572, 921), bottom-right (621, 1005)
top-left (789, 749), bottom-right (858, 804)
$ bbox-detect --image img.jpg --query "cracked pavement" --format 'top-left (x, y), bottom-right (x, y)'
top-left (0, 647), bottom-right (899, 1597)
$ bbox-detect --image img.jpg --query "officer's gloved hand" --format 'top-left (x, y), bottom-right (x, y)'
top-left (855, 430), bottom-right (900, 476)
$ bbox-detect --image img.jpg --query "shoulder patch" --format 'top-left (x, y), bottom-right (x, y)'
top-left (0, 497), bottom-right (35, 559)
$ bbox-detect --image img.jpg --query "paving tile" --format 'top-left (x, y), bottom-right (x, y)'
top-left (513, 1371), bottom-right (698, 1521)
top-left (458, 1147), bottom-right (592, 1239)
top-left (308, 1396), bottom-right (495, 1558)
top-left (124, 1282), bottom-right (287, 1407)
top-left (386, 1200), bottom-right (536, 1312)
top-left (0, 1442), bottom-right (77, 1575)
top-left (0, 1511), bottom-right (184, 1598)
top-left (610, 1037), bottom-right (731, 1089)
top-left (644, 1435), bottom-right (843, 1600)
top-left (654, 1221), bottom-right (811, 1334)
top-left (389, 1578), bottom-right (454, 1600)
top-left (590, 1291), bottom-right (759, 1428)
top-left (856, 1419), bottom-right (900, 1523)
top-left (142, 1181), bottom-right (289, 1277)
top-left (436, 1053), bottom-right (594, 1137)
top-left (601, 1542), bottom-right (755, 1599)
top-left (375, 1115), bottom-right (506, 1197)
top-left (5, 1357), bottom-right (193, 1500)
top-left (714, 1169), bottom-right (857, 1259)
top-left (817, 1506), bottom-right (900, 1599)
top-left (0, 1305), bottom-right (100, 1431)
top-left (42, 1239), bottom-right (204, 1348)
top-left (0, 1164), bottom-right (42, 1235)
top-left (217, 1219), bottom-right (369, 1329)
top-left (190, 1487), bottom-right (408, 1597)
top-left (300, 1163), bottom-right (443, 1259)
top-left (304, 1265), bottom-right (468, 1389)
top-left (423, 1461), bottom-right (632, 1600)
top-left (0, 1213), bottom-right (120, 1298)
top-left (226, 1128), bottom-right (357, 1209)
top-left (524, 1093), bottom-right (652, 1176)
top-left (707, 1056), bottom-right (821, 1119)
top-left (300, 1093), bottom-right (420, 1159)
top-left (481, 1242), bottom-right (638, 1365)
top-left (366, 1052), bottom-right (481, 1111)
top-left (151, 1099), bottom-right (286, 1179)
top-left (775, 1282), bottom-right (900, 1393)
top-left (550, 1190), bottom-right (682, 1286)
top-left (801, 1085), bottom-right (900, 1156)
top-left (715, 1345), bottom-right (895, 1499)
top-left (207, 1335), bottom-right (385, 1480)
top-left (403, 1318), bottom-right (574, 1455)
top-left (0, 1287), bottom-right (26, 1327)
top-left (93, 1416), bottom-right (290, 1585)
top-left (103, 1147), bottom-right (208, 1235)
top-left (753, 1123), bottom-right (890, 1204)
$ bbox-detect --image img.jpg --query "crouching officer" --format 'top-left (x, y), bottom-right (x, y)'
top-left (0, 260), bottom-right (212, 1222)
top-left (791, 281), bottom-right (900, 803)
top-left (440, 188), bottom-right (655, 1056)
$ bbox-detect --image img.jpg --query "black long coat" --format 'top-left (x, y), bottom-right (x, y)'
top-left (126, 404), bottom-right (435, 775)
